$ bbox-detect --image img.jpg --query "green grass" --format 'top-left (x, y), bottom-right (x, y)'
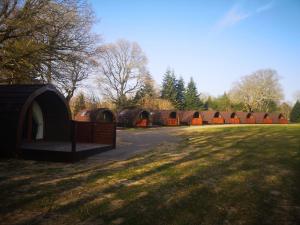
top-left (0, 125), bottom-right (300, 225)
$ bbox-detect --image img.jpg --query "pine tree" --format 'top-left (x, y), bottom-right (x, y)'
top-left (175, 77), bottom-right (185, 110)
top-left (161, 69), bottom-right (177, 106)
top-left (290, 101), bottom-right (300, 123)
top-left (184, 77), bottom-right (202, 110)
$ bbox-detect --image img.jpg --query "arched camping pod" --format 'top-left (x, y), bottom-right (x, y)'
top-left (270, 113), bottom-right (288, 124)
top-left (263, 113), bottom-right (273, 124)
top-left (230, 112), bottom-right (241, 124)
top-left (180, 111), bottom-right (203, 125)
top-left (0, 84), bottom-right (116, 161)
top-left (152, 110), bottom-right (179, 126)
top-left (253, 112), bottom-right (272, 124)
top-left (278, 113), bottom-right (288, 124)
top-left (212, 111), bottom-right (225, 124)
top-left (117, 108), bottom-right (151, 127)
top-left (0, 84), bottom-right (71, 157)
top-left (220, 112), bottom-right (240, 124)
top-left (246, 112), bottom-right (256, 124)
top-left (200, 111), bottom-right (224, 124)
top-left (75, 108), bottom-right (115, 123)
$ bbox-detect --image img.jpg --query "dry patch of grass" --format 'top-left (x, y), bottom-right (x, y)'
top-left (0, 125), bottom-right (300, 225)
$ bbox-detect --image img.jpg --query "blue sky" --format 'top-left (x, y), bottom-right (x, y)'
top-left (90, 0), bottom-right (300, 102)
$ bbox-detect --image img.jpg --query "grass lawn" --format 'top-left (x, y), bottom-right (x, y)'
top-left (0, 125), bottom-right (300, 225)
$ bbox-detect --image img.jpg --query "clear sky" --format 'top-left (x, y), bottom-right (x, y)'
top-left (90, 0), bottom-right (300, 102)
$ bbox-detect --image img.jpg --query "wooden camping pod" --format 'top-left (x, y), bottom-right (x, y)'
top-left (75, 108), bottom-right (115, 123)
top-left (0, 84), bottom-right (71, 157)
top-left (0, 84), bottom-right (116, 161)
top-left (253, 112), bottom-right (273, 124)
top-left (117, 108), bottom-right (152, 127)
top-left (152, 110), bottom-right (179, 126)
top-left (201, 111), bottom-right (225, 124)
top-left (179, 111), bottom-right (203, 125)
top-left (270, 113), bottom-right (288, 124)
top-left (220, 112), bottom-right (241, 124)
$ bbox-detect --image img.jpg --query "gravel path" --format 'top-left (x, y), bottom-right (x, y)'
top-left (85, 127), bottom-right (185, 163)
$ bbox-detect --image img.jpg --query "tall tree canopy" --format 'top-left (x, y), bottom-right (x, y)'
top-left (229, 69), bottom-right (283, 112)
top-left (0, 0), bottom-right (96, 101)
top-left (175, 77), bottom-right (185, 110)
top-left (96, 39), bottom-right (148, 109)
top-left (184, 77), bottom-right (202, 110)
top-left (161, 69), bottom-right (177, 105)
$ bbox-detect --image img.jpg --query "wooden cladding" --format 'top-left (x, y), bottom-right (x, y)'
top-left (74, 121), bottom-right (116, 147)
top-left (136, 119), bottom-right (148, 127)
top-left (263, 118), bottom-right (273, 124)
top-left (230, 118), bottom-right (240, 124)
top-left (246, 118), bottom-right (256, 124)
top-left (279, 118), bottom-right (288, 124)
top-left (212, 118), bottom-right (225, 124)
top-left (191, 118), bottom-right (203, 125)
top-left (167, 118), bottom-right (178, 126)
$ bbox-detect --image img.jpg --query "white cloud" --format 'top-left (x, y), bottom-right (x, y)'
top-left (256, 1), bottom-right (274, 13)
top-left (213, 1), bottom-right (274, 32)
top-left (215, 5), bottom-right (251, 31)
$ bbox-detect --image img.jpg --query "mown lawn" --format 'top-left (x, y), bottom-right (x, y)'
top-left (0, 125), bottom-right (300, 225)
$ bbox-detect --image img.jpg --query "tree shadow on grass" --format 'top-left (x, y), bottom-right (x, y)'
top-left (1, 125), bottom-right (300, 225)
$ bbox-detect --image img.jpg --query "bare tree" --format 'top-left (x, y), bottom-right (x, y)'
top-left (96, 39), bottom-right (148, 109)
top-left (229, 69), bottom-right (284, 112)
top-left (0, 0), bottom-right (97, 101)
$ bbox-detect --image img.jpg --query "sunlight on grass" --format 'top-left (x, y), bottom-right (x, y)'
top-left (0, 125), bottom-right (300, 225)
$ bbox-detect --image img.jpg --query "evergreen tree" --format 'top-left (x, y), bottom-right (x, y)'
top-left (184, 77), bottom-right (202, 110)
top-left (290, 101), bottom-right (300, 123)
top-left (161, 69), bottom-right (177, 106)
top-left (175, 77), bottom-right (185, 110)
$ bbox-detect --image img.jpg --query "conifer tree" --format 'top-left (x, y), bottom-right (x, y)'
top-left (175, 77), bottom-right (185, 110)
top-left (184, 77), bottom-right (202, 110)
top-left (290, 101), bottom-right (300, 122)
top-left (161, 69), bottom-right (177, 106)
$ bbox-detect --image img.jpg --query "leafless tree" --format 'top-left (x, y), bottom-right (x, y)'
top-left (229, 69), bottom-right (284, 112)
top-left (96, 39), bottom-right (148, 109)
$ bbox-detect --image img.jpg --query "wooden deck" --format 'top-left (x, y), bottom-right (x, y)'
top-left (21, 142), bottom-right (109, 152)
top-left (21, 141), bottom-right (113, 162)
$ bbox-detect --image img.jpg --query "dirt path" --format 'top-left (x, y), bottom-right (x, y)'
top-left (85, 127), bottom-right (185, 163)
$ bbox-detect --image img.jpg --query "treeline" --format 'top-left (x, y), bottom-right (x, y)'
top-left (1, 1), bottom-right (299, 122)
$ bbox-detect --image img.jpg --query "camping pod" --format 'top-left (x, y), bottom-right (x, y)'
top-left (270, 113), bottom-right (288, 124)
top-left (245, 112), bottom-right (256, 124)
top-left (0, 84), bottom-right (115, 161)
top-left (253, 112), bottom-right (273, 124)
top-left (74, 108), bottom-right (116, 146)
top-left (180, 111), bottom-right (203, 125)
top-left (221, 112), bottom-right (240, 124)
top-left (0, 84), bottom-right (71, 157)
top-left (152, 110), bottom-right (179, 126)
top-left (235, 112), bottom-right (248, 124)
top-left (201, 111), bottom-right (224, 124)
top-left (117, 108), bottom-right (151, 127)
top-left (75, 108), bottom-right (115, 123)
top-left (212, 111), bottom-right (225, 124)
